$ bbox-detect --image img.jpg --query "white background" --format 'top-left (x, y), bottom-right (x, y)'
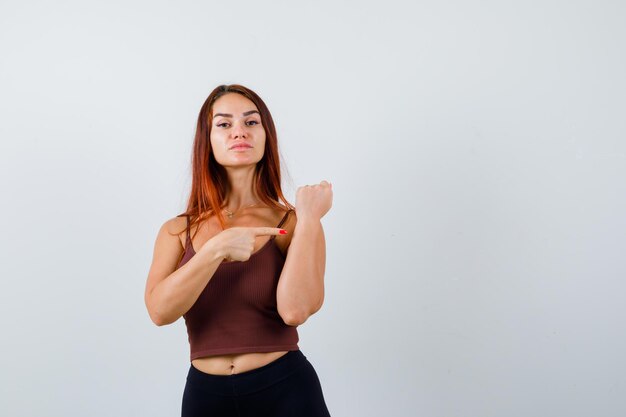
top-left (1, 1), bottom-right (625, 416)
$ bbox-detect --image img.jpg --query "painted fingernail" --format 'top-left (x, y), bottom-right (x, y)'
top-left (280, 229), bottom-right (288, 234)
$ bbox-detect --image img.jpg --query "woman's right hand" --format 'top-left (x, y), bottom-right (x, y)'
top-left (201, 226), bottom-right (287, 262)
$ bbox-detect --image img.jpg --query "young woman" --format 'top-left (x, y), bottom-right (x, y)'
top-left (144, 84), bottom-right (333, 416)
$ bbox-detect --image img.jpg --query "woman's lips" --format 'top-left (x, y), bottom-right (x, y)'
top-left (231, 145), bottom-right (252, 150)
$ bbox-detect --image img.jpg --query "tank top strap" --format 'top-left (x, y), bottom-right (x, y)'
top-left (271, 209), bottom-right (293, 240)
top-left (276, 209), bottom-right (293, 228)
top-left (184, 215), bottom-right (192, 246)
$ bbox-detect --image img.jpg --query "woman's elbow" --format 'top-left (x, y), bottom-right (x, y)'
top-left (147, 308), bottom-right (167, 327)
top-left (281, 310), bottom-right (306, 326)
top-left (146, 299), bottom-right (177, 327)
top-left (281, 302), bottom-right (323, 326)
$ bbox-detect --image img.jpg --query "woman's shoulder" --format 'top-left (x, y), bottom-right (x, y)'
top-left (159, 214), bottom-right (190, 249)
top-left (275, 204), bottom-right (295, 214)
top-left (274, 205), bottom-right (296, 222)
top-left (272, 206), bottom-right (296, 255)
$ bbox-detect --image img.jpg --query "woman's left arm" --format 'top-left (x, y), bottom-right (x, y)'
top-left (277, 217), bottom-right (326, 326)
top-left (277, 180), bottom-right (333, 326)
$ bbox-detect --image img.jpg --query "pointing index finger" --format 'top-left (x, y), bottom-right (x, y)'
top-left (253, 227), bottom-right (288, 236)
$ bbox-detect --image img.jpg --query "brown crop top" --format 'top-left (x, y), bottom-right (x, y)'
top-left (176, 209), bottom-right (299, 361)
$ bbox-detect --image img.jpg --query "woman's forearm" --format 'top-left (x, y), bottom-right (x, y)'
top-left (276, 217), bottom-right (326, 325)
top-left (147, 242), bottom-right (225, 326)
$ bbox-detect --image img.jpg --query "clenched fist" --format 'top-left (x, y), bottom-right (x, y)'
top-left (295, 180), bottom-right (333, 221)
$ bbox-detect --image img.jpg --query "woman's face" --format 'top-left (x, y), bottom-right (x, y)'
top-left (210, 93), bottom-right (266, 168)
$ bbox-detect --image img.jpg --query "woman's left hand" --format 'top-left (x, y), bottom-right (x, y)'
top-left (295, 180), bottom-right (333, 221)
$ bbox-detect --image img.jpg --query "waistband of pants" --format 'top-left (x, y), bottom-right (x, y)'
top-left (186, 349), bottom-right (308, 396)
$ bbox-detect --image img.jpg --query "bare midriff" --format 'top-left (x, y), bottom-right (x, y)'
top-left (191, 351), bottom-right (290, 375)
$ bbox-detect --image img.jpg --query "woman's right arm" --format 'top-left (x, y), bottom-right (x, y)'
top-left (144, 217), bottom-right (225, 326)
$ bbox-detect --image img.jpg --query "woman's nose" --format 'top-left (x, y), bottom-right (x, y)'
top-left (232, 122), bottom-right (247, 138)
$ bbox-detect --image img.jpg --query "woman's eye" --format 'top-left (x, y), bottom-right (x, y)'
top-left (216, 120), bottom-right (259, 128)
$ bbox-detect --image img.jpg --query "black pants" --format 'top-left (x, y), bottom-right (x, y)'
top-left (182, 350), bottom-right (331, 417)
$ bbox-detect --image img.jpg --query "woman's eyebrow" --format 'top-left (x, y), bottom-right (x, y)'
top-left (214, 110), bottom-right (260, 118)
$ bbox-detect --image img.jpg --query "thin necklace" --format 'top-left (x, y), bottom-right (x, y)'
top-left (223, 203), bottom-right (261, 219)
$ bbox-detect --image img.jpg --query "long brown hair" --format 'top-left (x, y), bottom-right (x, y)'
top-left (176, 84), bottom-right (294, 241)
